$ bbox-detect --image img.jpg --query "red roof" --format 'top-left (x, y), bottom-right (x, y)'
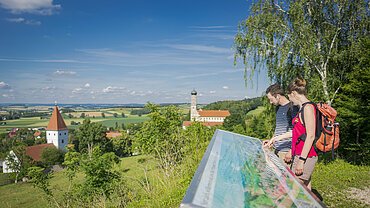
top-left (34, 131), bottom-right (41, 137)
top-left (182, 121), bottom-right (224, 127)
top-left (46, 106), bottom-right (68, 131)
top-left (25, 143), bottom-right (55, 161)
top-left (197, 110), bottom-right (230, 117)
top-left (106, 131), bottom-right (122, 138)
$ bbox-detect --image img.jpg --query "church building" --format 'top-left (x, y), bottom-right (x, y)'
top-left (46, 105), bottom-right (69, 150)
top-left (183, 90), bottom-right (230, 128)
top-left (2, 104), bottom-right (68, 173)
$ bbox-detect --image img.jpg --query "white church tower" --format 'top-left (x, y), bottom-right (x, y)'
top-left (46, 105), bottom-right (68, 151)
top-left (190, 89), bottom-right (199, 121)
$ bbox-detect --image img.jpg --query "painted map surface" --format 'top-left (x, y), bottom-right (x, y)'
top-left (181, 129), bottom-right (324, 208)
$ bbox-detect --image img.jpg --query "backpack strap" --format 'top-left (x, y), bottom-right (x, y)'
top-left (299, 101), bottom-right (316, 127)
top-left (286, 102), bottom-right (299, 131)
top-left (296, 102), bottom-right (317, 144)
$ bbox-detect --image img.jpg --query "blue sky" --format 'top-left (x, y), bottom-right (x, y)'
top-left (0, 0), bottom-right (269, 104)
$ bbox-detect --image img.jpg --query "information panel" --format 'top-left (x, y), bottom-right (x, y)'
top-left (181, 130), bottom-right (325, 208)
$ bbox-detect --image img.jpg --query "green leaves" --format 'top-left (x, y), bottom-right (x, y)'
top-left (75, 119), bottom-right (112, 155)
top-left (234, 0), bottom-right (369, 103)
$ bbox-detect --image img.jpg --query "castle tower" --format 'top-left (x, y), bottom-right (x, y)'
top-left (46, 105), bottom-right (68, 151)
top-left (190, 90), bottom-right (199, 121)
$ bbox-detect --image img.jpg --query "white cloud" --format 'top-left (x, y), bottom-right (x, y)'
top-left (0, 81), bottom-right (11, 89)
top-left (209, 90), bottom-right (216, 94)
top-left (189, 25), bottom-right (232, 29)
top-left (0, 0), bottom-right (61, 15)
top-left (102, 86), bottom-right (125, 93)
top-left (6, 17), bottom-right (24, 22)
top-left (41, 86), bottom-right (56, 91)
top-left (102, 86), bottom-right (113, 93)
top-left (222, 86), bottom-right (229, 90)
top-left (76, 48), bottom-right (131, 58)
top-left (2, 94), bottom-right (8, 97)
top-left (6, 17), bottom-right (41, 25)
top-left (168, 44), bottom-right (230, 54)
top-left (72, 88), bottom-right (82, 94)
top-left (84, 83), bottom-right (90, 88)
top-left (54, 70), bottom-right (76, 76)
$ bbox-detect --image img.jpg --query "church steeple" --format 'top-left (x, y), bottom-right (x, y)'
top-left (190, 89), bottom-right (199, 121)
top-left (46, 105), bottom-right (67, 131)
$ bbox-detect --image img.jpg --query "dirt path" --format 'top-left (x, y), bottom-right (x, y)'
top-left (347, 187), bottom-right (370, 206)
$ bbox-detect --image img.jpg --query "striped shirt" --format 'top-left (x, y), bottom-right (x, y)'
top-left (273, 103), bottom-right (295, 152)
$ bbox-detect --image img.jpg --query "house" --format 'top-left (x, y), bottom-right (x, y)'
top-left (25, 143), bottom-right (56, 162)
top-left (34, 131), bottom-right (42, 139)
top-left (183, 90), bottom-right (230, 129)
top-left (2, 150), bottom-right (19, 173)
top-left (106, 131), bottom-right (122, 139)
top-left (8, 128), bottom-right (18, 138)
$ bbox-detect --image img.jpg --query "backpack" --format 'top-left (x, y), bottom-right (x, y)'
top-left (299, 102), bottom-right (340, 158)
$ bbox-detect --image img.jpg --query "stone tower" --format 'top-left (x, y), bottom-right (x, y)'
top-left (46, 105), bottom-right (68, 151)
top-left (190, 90), bottom-right (199, 121)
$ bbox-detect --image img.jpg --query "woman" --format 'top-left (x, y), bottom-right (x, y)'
top-left (286, 78), bottom-right (318, 190)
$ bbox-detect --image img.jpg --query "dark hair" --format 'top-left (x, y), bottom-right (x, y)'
top-left (266, 83), bottom-right (284, 96)
top-left (287, 78), bottom-right (307, 95)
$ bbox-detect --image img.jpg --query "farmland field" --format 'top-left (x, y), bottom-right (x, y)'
top-left (0, 107), bottom-right (149, 133)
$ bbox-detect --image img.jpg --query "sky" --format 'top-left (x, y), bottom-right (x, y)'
top-left (0, 0), bottom-right (269, 104)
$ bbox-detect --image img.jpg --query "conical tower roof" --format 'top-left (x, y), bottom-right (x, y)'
top-left (46, 105), bottom-right (68, 131)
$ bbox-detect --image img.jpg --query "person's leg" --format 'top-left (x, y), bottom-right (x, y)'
top-left (292, 156), bottom-right (317, 190)
top-left (299, 157), bottom-right (317, 190)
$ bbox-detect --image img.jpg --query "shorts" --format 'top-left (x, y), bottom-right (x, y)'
top-left (291, 155), bottom-right (318, 181)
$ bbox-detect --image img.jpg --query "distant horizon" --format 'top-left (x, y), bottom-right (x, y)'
top-left (0, 95), bottom-right (261, 106)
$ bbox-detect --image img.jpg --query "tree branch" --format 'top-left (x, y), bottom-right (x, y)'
top-left (274, 3), bottom-right (288, 14)
top-left (324, 28), bottom-right (341, 70)
top-left (304, 57), bottom-right (323, 78)
top-left (330, 85), bottom-right (341, 104)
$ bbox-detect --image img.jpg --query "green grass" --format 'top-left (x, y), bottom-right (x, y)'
top-left (246, 106), bottom-right (265, 117)
top-left (312, 159), bottom-right (370, 207)
top-left (0, 171), bottom-right (84, 208)
top-left (98, 117), bottom-right (149, 127)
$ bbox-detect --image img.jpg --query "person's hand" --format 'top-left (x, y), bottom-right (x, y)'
top-left (284, 150), bottom-right (292, 163)
top-left (295, 159), bottom-right (304, 176)
top-left (264, 136), bottom-right (277, 148)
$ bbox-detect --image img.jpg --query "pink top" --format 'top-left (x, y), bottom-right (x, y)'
top-left (291, 104), bottom-right (318, 157)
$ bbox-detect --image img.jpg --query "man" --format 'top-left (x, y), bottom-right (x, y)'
top-left (263, 83), bottom-right (298, 165)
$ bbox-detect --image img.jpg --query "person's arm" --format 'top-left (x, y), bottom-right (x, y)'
top-left (295, 104), bottom-right (315, 176)
top-left (264, 131), bottom-right (292, 147)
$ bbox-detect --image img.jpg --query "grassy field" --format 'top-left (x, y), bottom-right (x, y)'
top-left (0, 114), bottom-right (149, 133)
top-left (246, 106), bottom-right (265, 117)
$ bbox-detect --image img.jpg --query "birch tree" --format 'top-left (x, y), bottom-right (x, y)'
top-left (234, 0), bottom-right (369, 104)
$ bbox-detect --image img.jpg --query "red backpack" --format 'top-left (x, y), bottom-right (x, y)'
top-left (299, 102), bottom-right (340, 158)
